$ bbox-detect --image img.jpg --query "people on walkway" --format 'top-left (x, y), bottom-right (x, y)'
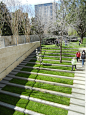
top-left (81, 52), bottom-right (85, 66)
top-left (82, 50), bottom-right (85, 55)
top-left (76, 51), bottom-right (80, 62)
top-left (71, 57), bottom-right (77, 71)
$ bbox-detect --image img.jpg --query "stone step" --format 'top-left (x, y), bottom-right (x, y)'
top-left (69, 104), bottom-right (85, 114)
top-left (68, 111), bottom-right (84, 115)
top-left (27, 62), bottom-right (71, 67)
top-left (10, 70), bottom-right (74, 80)
top-left (75, 73), bottom-right (85, 77)
top-left (0, 90), bottom-right (69, 110)
top-left (6, 74), bottom-right (73, 88)
top-left (24, 58), bottom-right (71, 63)
top-left (72, 88), bottom-right (85, 94)
top-left (17, 65), bottom-right (85, 74)
top-left (42, 52), bottom-right (75, 55)
top-left (42, 50), bottom-right (77, 52)
top-left (42, 47), bottom-right (78, 49)
top-left (0, 101), bottom-right (44, 115)
top-left (0, 80), bottom-right (72, 98)
top-left (3, 77), bottom-right (13, 81)
top-left (40, 55), bottom-right (72, 58)
top-left (73, 80), bottom-right (85, 85)
top-left (74, 76), bottom-right (85, 81)
top-left (72, 92), bottom-right (85, 100)
top-left (73, 83), bottom-right (85, 89)
top-left (0, 83), bottom-right (6, 88)
top-left (70, 98), bottom-right (85, 106)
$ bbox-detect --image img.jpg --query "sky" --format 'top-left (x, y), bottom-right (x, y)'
top-left (0, 0), bottom-right (59, 17)
top-left (0, 0), bottom-right (59, 6)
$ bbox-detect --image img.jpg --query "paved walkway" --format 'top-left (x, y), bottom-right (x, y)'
top-left (68, 48), bottom-right (86, 115)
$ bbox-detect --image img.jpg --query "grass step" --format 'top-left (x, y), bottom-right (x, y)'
top-left (9, 71), bottom-right (74, 80)
top-left (24, 58), bottom-right (71, 62)
top-left (17, 65), bottom-right (85, 74)
top-left (17, 65), bottom-right (73, 73)
top-left (0, 101), bottom-right (44, 115)
top-left (40, 55), bottom-right (72, 58)
top-left (0, 80), bottom-right (72, 94)
top-left (42, 50), bottom-right (77, 52)
top-left (26, 62), bottom-right (72, 67)
top-left (6, 75), bottom-right (73, 88)
top-left (42, 47), bottom-right (78, 49)
top-left (0, 90), bottom-right (69, 110)
top-left (42, 52), bottom-right (75, 55)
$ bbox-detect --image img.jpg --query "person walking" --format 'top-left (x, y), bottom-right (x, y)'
top-left (71, 57), bottom-right (77, 71)
top-left (76, 51), bottom-right (80, 62)
top-left (81, 52), bottom-right (85, 66)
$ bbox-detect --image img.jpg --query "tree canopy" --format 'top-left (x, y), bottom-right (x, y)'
top-left (0, 2), bottom-right (12, 36)
top-left (64, 0), bottom-right (86, 42)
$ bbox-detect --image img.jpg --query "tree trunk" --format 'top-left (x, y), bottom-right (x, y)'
top-left (39, 35), bottom-right (42, 54)
top-left (60, 37), bottom-right (62, 63)
top-left (81, 34), bottom-right (83, 44)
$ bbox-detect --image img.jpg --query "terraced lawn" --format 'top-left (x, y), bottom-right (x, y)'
top-left (0, 45), bottom-right (77, 115)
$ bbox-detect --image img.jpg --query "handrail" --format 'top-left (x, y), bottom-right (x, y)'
top-left (0, 44), bottom-right (37, 75)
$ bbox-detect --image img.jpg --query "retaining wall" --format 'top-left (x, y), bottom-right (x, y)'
top-left (0, 41), bottom-right (40, 81)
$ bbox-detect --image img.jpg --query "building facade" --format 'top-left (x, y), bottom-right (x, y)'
top-left (35, 2), bottom-right (58, 33)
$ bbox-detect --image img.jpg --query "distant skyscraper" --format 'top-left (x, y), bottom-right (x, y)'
top-left (35, 2), bottom-right (58, 33)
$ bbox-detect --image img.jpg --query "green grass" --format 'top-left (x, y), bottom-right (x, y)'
top-left (9, 78), bottom-right (72, 94)
top-left (2, 41), bottom-right (84, 115)
top-left (0, 91), bottom-right (68, 115)
top-left (0, 106), bottom-right (28, 115)
top-left (16, 73), bottom-right (73, 85)
top-left (21, 67), bottom-right (74, 77)
top-left (25, 63), bottom-right (72, 71)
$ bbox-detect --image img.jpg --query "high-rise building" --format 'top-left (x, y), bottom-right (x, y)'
top-left (35, 2), bottom-right (58, 33)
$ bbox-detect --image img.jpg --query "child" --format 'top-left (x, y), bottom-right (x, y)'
top-left (71, 57), bottom-right (77, 71)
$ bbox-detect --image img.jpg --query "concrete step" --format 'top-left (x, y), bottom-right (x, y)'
top-left (72, 92), bottom-right (85, 100)
top-left (0, 101), bottom-right (44, 115)
top-left (17, 65), bottom-right (85, 74)
top-left (42, 50), bottom-right (76, 52)
top-left (9, 71), bottom-right (74, 80)
top-left (6, 74), bottom-right (73, 88)
top-left (72, 88), bottom-right (85, 94)
top-left (74, 76), bottom-right (85, 81)
top-left (69, 104), bottom-right (85, 114)
top-left (70, 98), bottom-right (85, 106)
top-left (24, 58), bottom-right (71, 63)
top-left (0, 83), bottom-right (6, 88)
top-left (42, 47), bottom-right (78, 49)
top-left (40, 55), bottom-right (72, 58)
top-left (0, 80), bottom-right (72, 98)
top-left (27, 62), bottom-right (72, 67)
top-left (73, 80), bottom-right (85, 85)
top-left (42, 52), bottom-right (75, 55)
top-left (68, 111), bottom-right (84, 115)
top-left (75, 73), bottom-right (85, 77)
top-left (16, 65), bottom-right (76, 73)
top-left (0, 90), bottom-right (69, 110)
top-left (73, 83), bottom-right (85, 89)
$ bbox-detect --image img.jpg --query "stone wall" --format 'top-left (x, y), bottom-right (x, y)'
top-left (0, 41), bottom-right (40, 81)
top-left (0, 35), bottom-right (40, 48)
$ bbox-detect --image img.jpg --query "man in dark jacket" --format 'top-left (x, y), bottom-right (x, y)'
top-left (81, 52), bottom-right (85, 66)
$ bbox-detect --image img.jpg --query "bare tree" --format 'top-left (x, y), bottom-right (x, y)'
top-left (31, 16), bottom-right (44, 54)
